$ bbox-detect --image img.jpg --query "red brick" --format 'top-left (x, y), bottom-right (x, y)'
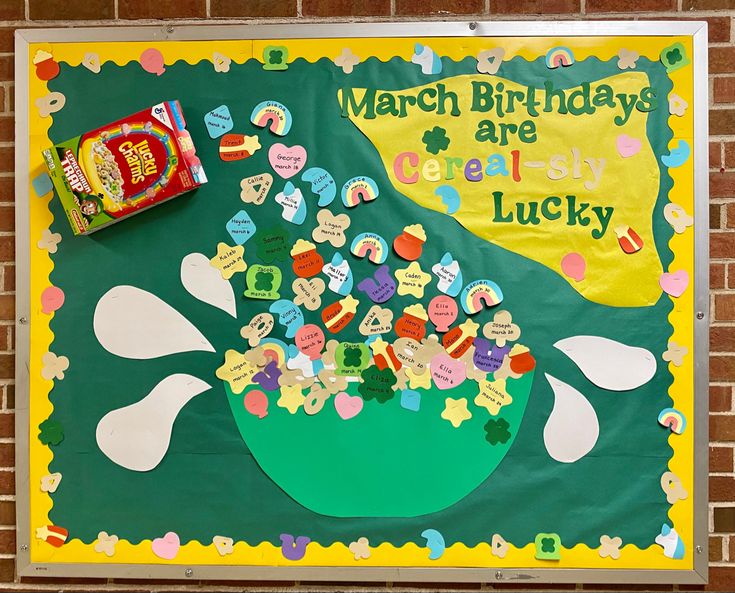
top-left (0, 501), bottom-right (14, 526)
top-left (0, 414), bottom-right (12, 439)
top-left (712, 203), bottom-right (722, 229)
top-left (712, 172), bottom-right (735, 198)
top-left (711, 231), bottom-right (735, 259)
top-left (0, 86), bottom-right (5, 113)
top-left (395, 0), bottom-right (484, 14)
top-left (0, 207), bottom-right (13, 234)
top-left (728, 263), bottom-right (735, 288)
top-left (707, 17), bottom-right (732, 43)
top-left (0, 57), bottom-right (11, 85)
top-left (712, 47), bottom-right (735, 75)
top-left (0, 355), bottom-right (13, 381)
top-left (0, 557), bottom-right (12, 582)
top-left (726, 142), bottom-right (735, 169)
top-left (715, 77), bottom-right (735, 105)
top-left (715, 506), bottom-right (735, 532)
top-left (0, 296), bottom-right (13, 323)
top-left (0, 117), bottom-right (11, 145)
top-left (710, 567), bottom-right (735, 591)
top-left (712, 414), bottom-right (735, 441)
top-left (715, 295), bottom-right (735, 320)
top-left (8, 84), bottom-right (13, 112)
top-left (0, 148), bottom-right (13, 174)
top-left (0, 29), bottom-right (14, 54)
top-left (0, 1), bottom-right (23, 20)
top-left (586, 0), bottom-right (674, 11)
top-left (0, 238), bottom-right (14, 262)
top-left (685, 0), bottom-right (735, 8)
top-left (0, 529), bottom-right (15, 555)
top-left (119, 0), bottom-right (206, 18)
top-left (0, 178), bottom-right (12, 204)
top-left (303, 0), bottom-right (391, 15)
top-left (711, 327), bottom-right (735, 352)
top-left (712, 262), bottom-right (726, 289)
top-left (711, 355), bottom-right (735, 381)
top-left (4, 266), bottom-right (15, 293)
top-left (0, 471), bottom-right (13, 495)
top-left (6, 385), bottom-right (14, 410)
top-left (711, 446), bottom-right (734, 472)
top-left (711, 109), bottom-right (735, 136)
top-left (491, 0), bottom-right (580, 13)
top-left (711, 385), bottom-right (733, 412)
top-left (711, 475), bottom-right (735, 501)
top-left (29, 0), bottom-right (114, 20)
top-left (710, 535), bottom-right (723, 562)
top-left (711, 141), bottom-right (722, 170)
top-left (210, 0), bottom-right (297, 16)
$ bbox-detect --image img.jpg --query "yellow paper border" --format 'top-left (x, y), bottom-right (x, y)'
top-left (27, 35), bottom-right (694, 571)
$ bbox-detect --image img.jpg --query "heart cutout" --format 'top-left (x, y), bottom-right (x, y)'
top-left (334, 391), bottom-right (363, 420)
top-left (659, 270), bottom-right (689, 298)
top-left (269, 143), bottom-right (307, 179)
top-left (616, 134), bottom-right (641, 158)
top-left (152, 531), bottom-right (180, 560)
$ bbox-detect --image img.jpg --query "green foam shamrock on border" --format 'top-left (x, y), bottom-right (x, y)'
top-left (39, 418), bottom-right (64, 446)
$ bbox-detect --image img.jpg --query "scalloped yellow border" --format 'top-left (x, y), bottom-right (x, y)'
top-left (27, 35), bottom-right (694, 570)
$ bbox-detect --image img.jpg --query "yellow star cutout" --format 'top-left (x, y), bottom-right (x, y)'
top-left (441, 397), bottom-right (472, 428)
top-left (474, 377), bottom-right (513, 416)
top-left (215, 349), bottom-right (257, 394)
top-left (210, 242), bottom-right (247, 280)
top-left (277, 384), bottom-right (306, 414)
top-left (405, 367), bottom-right (431, 389)
top-left (395, 261), bottom-right (432, 298)
top-left (339, 294), bottom-right (359, 314)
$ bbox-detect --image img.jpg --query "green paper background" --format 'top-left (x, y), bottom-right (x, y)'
top-left (44, 53), bottom-right (675, 549)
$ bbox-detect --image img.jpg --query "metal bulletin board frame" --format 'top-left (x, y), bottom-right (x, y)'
top-left (14, 21), bottom-right (709, 584)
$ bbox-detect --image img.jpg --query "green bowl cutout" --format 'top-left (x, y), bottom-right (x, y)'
top-left (226, 370), bottom-right (535, 518)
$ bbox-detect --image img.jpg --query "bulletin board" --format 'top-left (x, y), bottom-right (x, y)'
top-left (15, 22), bottom-right (710, 584)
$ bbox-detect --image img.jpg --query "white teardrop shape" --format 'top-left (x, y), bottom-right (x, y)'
top-left (543, 373), bottom-right (599, 463)
top-left (553, 335), bottom-right (656, 391)
top-left (180, 253), bottom-right (236, 318)
top-left (94, 285), bottom-right (215, 359)
top-left (96, 374), bottom-right (211, 471)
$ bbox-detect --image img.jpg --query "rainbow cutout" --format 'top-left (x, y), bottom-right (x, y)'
top-left (341, 176), bottom-right (379, 208)
top-left (259, 338), bottom-right (289, 368)
top-left (350, 232), bottom-right (388, 264)
top-left (460, 279), bottom-right (504, 315)
top-left (250, 101), bottom-right (293, 136)
top-left (658, 407), bottom-right (686, 434)
top-left (545, 46), bottom-right (575, 69)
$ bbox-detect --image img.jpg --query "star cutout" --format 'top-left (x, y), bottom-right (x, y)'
top-left (277, 384), bottom-right (306, 414)
top-left (215, 349), bottom-right (257, 394)
top-left (395, 261), bottom-right (432, 298)
top-left (338, 294), bottom-right (359, 314)
top-left (441, 397), bottom-right (472, 428)
top-left (405, 367), bottom-right (431, 389)
top-left (474, 377), bottom-right (513, 416)
top-left (210, 242), bottom-right (247, 280)
top-left (334, 47), bottom-right (360, 74)
top-left (369, 336), bottom-right (401, 372)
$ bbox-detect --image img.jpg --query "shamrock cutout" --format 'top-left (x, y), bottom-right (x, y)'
top-left (541, 537), bottom-right (556, 553)
top-left (422, 126), bottom-right (450, 155)
top-left (38, 418), bottom-right (64, 446)
top-left (269, 50), bottom-right (283, 65)
top-left (667, 48), bottom-right (682, 64)
top-left (255, 271), bottom-right (274, 291)
top-left (484, 417), bottom-right (511, 445)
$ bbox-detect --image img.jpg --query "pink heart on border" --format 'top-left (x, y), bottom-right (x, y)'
top-left (334, 391), bottom-right (363, 420)
top-left (269, 143), bottom-right (307, 179)
top-left (659, 270), bottom-right (689, 298)
top-left (152, 531), bottom-right (180, 560)
top-left (616, 134), bottom-right (642, 158)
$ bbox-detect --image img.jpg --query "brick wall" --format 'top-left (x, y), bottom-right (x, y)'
top-left (3, 0), bottom-right (735, 590)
